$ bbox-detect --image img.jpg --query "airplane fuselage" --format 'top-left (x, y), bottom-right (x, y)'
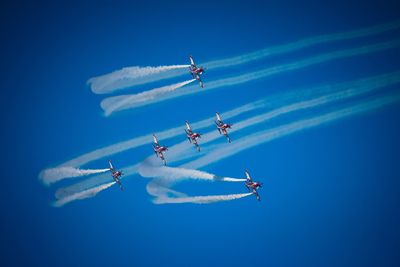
top-left (154, 146), bottom-right (167, 153)
top-left (190, 67), bottom-right (203, 75)
top-left (113, 175), bottom-right (121, 184)
top-left (247, 182), bottom-right (262, 190)
top-left (112, 171), bottom-right (122, 179)
top-left (188, 132), bottom-right (201, 140)
top-left (110, 170), bottom-right (123, 190)
top-left (220, 123), bottom-right (231, 130)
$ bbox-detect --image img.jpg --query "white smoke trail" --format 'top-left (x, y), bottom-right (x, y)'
top-left (146, 179), bottom-right (253, 205)
top-left (53, 92), bottom-right (400, 206)
top-left (53, 181), bottom-right (115, 207)
top-left (39, 167), bottom-right (110, 186)
top-left (183, 92), bottom-right (400, 169)
top-left (148, 92), bottom-right (400, 204)
top-left (146, 179), bottom-right (188, 199)
top-left (88, 20), bottom-right (400, 92)
top-left (51, 71), bottom-right (400, 200)
top-left (101, 79), bottom-right (196, 116)
top-left (104, 39), bottom-right (400, 112)
top-left (88, 65), bottom-right (190, 94)
top-left (143, 71), bottom-right (400, 166)
top-left (59, 71), bottom-right (400, 169)
top-left (138, 162), bottom-right (246, 182)
top-left (54, 164), bottom-right (138, 200)
top-left (49, 98), bottom-right (270, 169)
top-left (206, 20), bottom-right (400, 69)
top-left (153, 192), bottom-right (253, 204)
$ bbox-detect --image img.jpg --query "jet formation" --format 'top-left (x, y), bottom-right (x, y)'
top-left (108, 55), bottom-right (263, 201)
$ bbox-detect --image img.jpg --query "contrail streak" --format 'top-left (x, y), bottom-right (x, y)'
top-left (153, 192), bottom-right (253, 204)
top-left (206, 20), bottom-right (400, 69)
top-left (146, 179), bottom-right (188, 199)
top-left (101, 79), bottom-right (196, 116)
top-left (53, 181), bottom-right (115, 207)
top-left (49, 98), bottom-right (270, 169)
top-left (54, 164), bottom-right (138, 200)
top-left (145, 71), bottom-right (400, 166)
top-left (39, 167), bottom-right (110, 186)
top-left (138, 162), bottom-right (246, 182)
top-left (105, 39), bottom-right (400, 112)
top-left (88, 65), bottom-right (190, 94)
top-left (54, 92), bottom-right (400, 205)
top-left (87, 20), bottom-right (400, 92)
top-left (51, 71), bottom-right (400, 200)
top-left (183, 92), bottom-right (400, 169)
top-left (50, 71), bottom-right (400, 170)
top-left (148, 92), bottom-right (400, 204)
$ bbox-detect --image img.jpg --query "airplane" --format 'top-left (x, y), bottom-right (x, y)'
top-left (245, 170), bottom-right (262, 201)
top-left (214, 112), bottom-right (232, 143)
top-left (108, 160), bottom-right (123, 190)
top-left (189, 55), bottom-right (205, 88)
top-left (152, 134), bottom-right (168, 165)
top-left (184, 120), bottom-right (201, 152)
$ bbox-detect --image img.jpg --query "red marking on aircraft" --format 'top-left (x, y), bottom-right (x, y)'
top-left (245, 170), bottom-right (262, 201)
top-left (189, 55), bottom-right (205, 88)
top-left (108, 160), bottom-right (123, 190)
top-left (185, 120), bottom-right (201, 152)
top-left (152, 134), bottom-right (168, 165)
top-left (214, 112), bottom-right (232, 143)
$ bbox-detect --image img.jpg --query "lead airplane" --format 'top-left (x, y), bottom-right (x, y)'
top-left (108, 160), bottom-right (123, 190)
top-left (152, 134), bottom-right (168, 165)
top-left (214, 112), bottom-right (232, 143)
top-left (185, 120), bottom-right (201, 152)
top-left (189, 55), bottom-right (205, 88)
top-left (245, 170), bottom-right (262, 201)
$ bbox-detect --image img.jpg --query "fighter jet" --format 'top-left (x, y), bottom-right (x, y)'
top-left (245, 170), bottom-right (262, 201)
top-left (108, 160), bottom-right (123, 190)
top-left (185, 120), bottom-right (201, 152)
top-left (189, 55), bottom-right (205, 88)
top-left (214, 112), bottom-right (232, 143)
top-left (152, 134), bottom-right (168, 165)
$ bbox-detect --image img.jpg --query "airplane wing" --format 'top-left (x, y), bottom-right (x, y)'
top-left (253, 189), bottom-right (260, 201)
top-left (185, 121), bottom-right (192, 132)
top-left (185, 129), bottom-right (192, 140)
top-left (115, 178), bottom-right (123, 190)
top-left (159, 152), bottom-right (167, 165)
top-left (245, 170), bottom-right (252, 182)
top-left (192, 138), bottom-right (200, 150)
top-left (216, 112), bottom-right (222, 123)
top-left (214, 121), bottom-right (222, 134)
top-left (196, 76), bottom-right (204, 88)
top-left (192, 138), bottom-right (198, 145)
top-left (153, 134), bottom-right (159, 145)
top-left (189, 55), bottom-right (195, 66)
top-left (109, 160), bottom-right (114, 171)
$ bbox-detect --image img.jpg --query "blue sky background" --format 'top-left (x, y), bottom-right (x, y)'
top-left (1, 0), bottom-right (400, 266)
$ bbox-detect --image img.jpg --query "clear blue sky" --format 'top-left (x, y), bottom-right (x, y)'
top-left (1, 0), bottom-right (400, 266)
